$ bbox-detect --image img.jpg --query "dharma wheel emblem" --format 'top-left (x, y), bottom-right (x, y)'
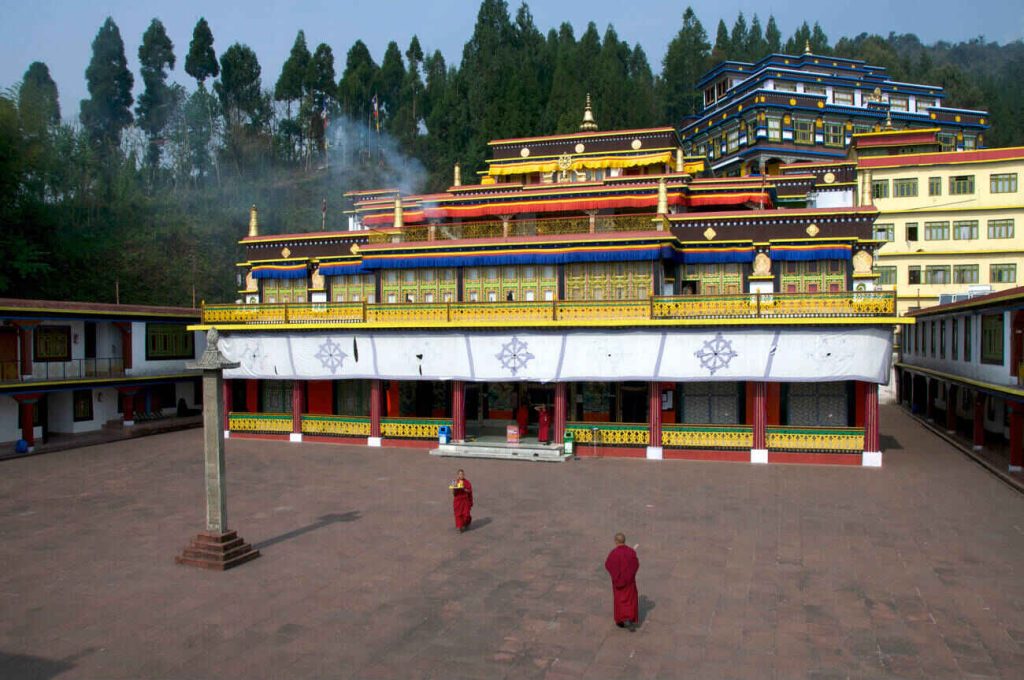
top-left (557, 153), bottom-right (573, 180)
top-left (496, 336), bottom-right (535, 377)
top-left (695, 333), bottom-right (738, 375)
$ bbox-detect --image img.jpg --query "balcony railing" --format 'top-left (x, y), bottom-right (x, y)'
top-left (0, 357), bottom-right (126, 384)
top-left (201, 290), bottom-right (896, 327)
top-left (366, 214), bottom-right (660, 243)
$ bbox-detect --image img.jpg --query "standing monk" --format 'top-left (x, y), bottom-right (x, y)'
top-left (536, 403), bottom-right (551, 444)
top-left (450, 469), bottom-right (473, 532)
top-left (604, 532), bottom-right (640, 631)
top-left (516, 400), bottom-right (529, 438)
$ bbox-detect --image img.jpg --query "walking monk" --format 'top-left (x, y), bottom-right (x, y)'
top-left (536, 403), bottom-right (551, 444)
top-left (604, 532), bottom-right (640, 631)
top-left (450, 469), bottom-right (473, 533)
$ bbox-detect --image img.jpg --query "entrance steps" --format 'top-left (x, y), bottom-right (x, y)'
top-left (430, 439), bottom-right (571, 463)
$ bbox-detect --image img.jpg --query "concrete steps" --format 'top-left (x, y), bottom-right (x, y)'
top-left (430, 441), bottom-right (571, 463)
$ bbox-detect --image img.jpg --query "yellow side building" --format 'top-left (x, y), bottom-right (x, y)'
top-left (857, 142), bottom-right (1024, 316)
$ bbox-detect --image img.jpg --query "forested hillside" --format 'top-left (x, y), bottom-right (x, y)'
top-left (1, 1), bottom-right (1021, 305)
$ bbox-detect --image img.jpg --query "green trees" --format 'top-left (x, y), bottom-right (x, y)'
top-left (659, 7), bottom-right (710, 123)
top-left (184, 18), bottom-right (219, 85)
top-left (80, 17), bottom-right (134, 150)
top-left (136, 19), bottom-right (177, 170)
top-left (18, 62), bottom-right (60, 134)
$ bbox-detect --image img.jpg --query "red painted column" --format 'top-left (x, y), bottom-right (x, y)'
top-left (864, 383), bottom-right (880, 452)
top-left (1009, 403), bottom-right (1024, 471)
top-left (451, 380), bottom-right (466, 442)
top-left (16, 323), bottom-right (34, 377)
top-left (973, 392), bottom-right (986, 450)
top-left (222, 380), bottom-right (232, 431)
top-left (17, 397), bottom-right (37, 449)
top-left (553, 382), bottom-right (567, 446)
top-left (120, 389), bottom-right (136, 425)
top-left (369, 379), bottom-right (382, 440)
top-left (113, 322), bottom-right (132, 370)
top-left (291, 380), bottom-right (304, 439)
top-left (945, 387), bottom-right (958, 433)
top-left (752, 381), bottom-right (767, 462)
top-left (648, 381), bottom-right (662, 452)
top-left (245, 380), bottom-right (258, 412)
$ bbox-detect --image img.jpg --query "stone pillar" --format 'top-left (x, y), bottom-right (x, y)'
top-left (945, 386), bottom-right (958, 433)
top-left (369, 379), bottom-right (382, 446)
top-left (646, 381), bottom-right (663, 460)
top-left (973, 392), bottom-right (985, 451)
top-left (290, 380), bottom-right (304, 443)
top-left (751, 381), bottom-right (768, 464)
top-left (553, 382), bottom-right (567, 447)
top-left (176, 329), bottom-right (259, 571)
top-left (16, 395), bottom-right (38, 451)
top-left (451, 380), bottom-right (466, 443)
top-left (223, 380), bottom-right (232, 437)
top-left (863, 382), bottom-right (882, 467)
top-left (1010, 403), bottom-right (1024, 472)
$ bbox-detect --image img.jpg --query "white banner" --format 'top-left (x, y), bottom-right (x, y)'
top-left (218, 326), bottom-right (893, 384)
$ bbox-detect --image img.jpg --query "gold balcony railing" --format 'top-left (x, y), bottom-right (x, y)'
top-left (765, 426), bottom-right (865, 452)
top-left (385, 214), bottom-right (660, 242)
top-left (201, 291), bottom-right (896, 327)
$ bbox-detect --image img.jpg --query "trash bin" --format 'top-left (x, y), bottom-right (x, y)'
top-left (14, 439), bottom-right (29, 454)
top-left (438, 425), bottom-right (451, 445)
top-left (563, 432), bottom-right (574, 455)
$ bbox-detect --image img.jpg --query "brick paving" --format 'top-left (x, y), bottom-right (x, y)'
top-left (1, 404), bottom-right (1024, 679)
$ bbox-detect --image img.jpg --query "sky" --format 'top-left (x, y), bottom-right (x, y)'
top-left (1, 0), bottom-right (1021, 122)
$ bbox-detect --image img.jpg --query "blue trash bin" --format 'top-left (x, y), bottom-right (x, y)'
top-left (15, 439), bottom-right (29, 454)
top-left (438, 425), bottom-right (452, 445)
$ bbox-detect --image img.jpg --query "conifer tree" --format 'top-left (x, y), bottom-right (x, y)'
top-left (276, 31), bottom-right (311, 109)
top-left (215, 43), bottom-right (263, 128)
top-left (660, 7), bottom-right (710, 122)
top-left (18, 62), bottom-right (60, 135)
top-left (765, 16), bottom-right (782, 53)
top-left (730, 13), bottom-right (749, 60)
top-left (305, 43), bottom-right (336, 152)
top-left (136, 19), bottom-right (176, 170)
top-left (746, 15), bottom-right (767, 61)
top-left (337, 40), bottom-right (379, 118)
top-left (378, 41), bottom-right (405, 128)
top-left (80, 17), bottom-right (134, 150)
top-left (712, 20), bottom-right (730, 62)
top-left (184, 18), bottom-right (219, 86)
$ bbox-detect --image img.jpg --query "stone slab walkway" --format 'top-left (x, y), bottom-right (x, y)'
top-left (1, 405), bottom-right (1023, 679)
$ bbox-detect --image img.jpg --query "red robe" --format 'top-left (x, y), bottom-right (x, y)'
top-left (537, 409), bottom-right (551, 443)
top-left (604, 544), bottom-right (639, 624)
top-left (516, 405), bottom-right (529, 436)
top-left (452, 479), bottom-right (473, 529)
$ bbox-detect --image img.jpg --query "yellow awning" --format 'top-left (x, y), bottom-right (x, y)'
top-left (486, 151), bottom-right (674, 176)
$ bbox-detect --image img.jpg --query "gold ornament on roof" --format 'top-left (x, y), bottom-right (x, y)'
top-left (804, 40), bottom-right (812, 55)
top-left (281, 246), bottom-right (291, 258)
top-left (703, 227), bottom-right (717, 241)
top-left (248, 204), bottom-right (259, 238)
top-left (806, 223), bottom-right (820, 237)
top-left (579, 93), bottom-right (598, 131)
top-left (557, 153), bottom-right (573, 181)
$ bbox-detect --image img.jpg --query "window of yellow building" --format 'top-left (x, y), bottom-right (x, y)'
top-left (876, 266), bottom-right (896, 285)
top-left (953, 220), bottom-right (978, 240)
top-left (924, 221), bottom-right (949, 240)
top-left (872, 223), bottom-right (894, 241)
top-left (872, 179), bottom-right (889, 199)
top-left (990, 173), bottom-right (1018, 193)
top-left (893, 178), bottom-right (918, 197)
top-left (949, 175), bottom-right (974, 195)
top-left (991, 263), bottom-right (1017, 283)
top-left (953, 265), bottom-right (979, 284)
top-left (988, 219), bottom-right (1015, 239)
top-left (794, 119), bottom-right (814, 144)
top-left (906, 222), bottom-right (919, 241)
top-left (925, 265), bottom-right (950, 284)
top-left (908, 266), bottom-right (921, 284)
top-left (928, 177), bottom-right (942, 196)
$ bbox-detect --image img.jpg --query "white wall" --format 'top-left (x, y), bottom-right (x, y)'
top-left (0, 396), bottom-right (18, 444)
top-left (128, 323), bottom-right (206, 376)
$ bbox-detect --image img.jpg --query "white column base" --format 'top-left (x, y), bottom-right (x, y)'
top-left (123, 420), bottom-right (135, 427)
top-left (646, 446), bottom-right (663, 460)
top-left (862, 451), bottom-right (883, 467)
top-left (750, 448), bottom-right (768, 464)
top-left (1009, 465), bottom-right (1022, 472)
top-left (289, 432), bottom-right (303, 443)
top-left (26, 445), bottom-right (35, 453)
top-left (973, 444), bottom-right (983, 451)
top-left (223, 430), bottom-right (231, 439)
top-left (368, 436), bottom-right (382, 447)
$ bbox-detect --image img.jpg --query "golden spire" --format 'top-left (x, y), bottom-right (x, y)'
top-left (580, 93), bottom-right (598, 132)
top-left (657, 177), bottom-right (668, 215)
top-left (804, 40), bottom-right (812, 55)
top-left (884, 108), bottom-right (894, 130)
top-left (454, 162), bottom-right (462, 187)
top-left (675, 148), bottom-right (684, 173)
top-left (248, 204), bottom-right (259, 238)
top-left (393, 197), bottom-right (404, 229)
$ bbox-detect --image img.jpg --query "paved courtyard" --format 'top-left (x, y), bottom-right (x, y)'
top-left (2, 405), bottom-right (1024, 679)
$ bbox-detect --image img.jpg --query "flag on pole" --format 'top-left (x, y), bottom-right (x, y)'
top-left (321, 197), bottom-right (327, 231)
top-left (371, 93), bottom-right (380, 132)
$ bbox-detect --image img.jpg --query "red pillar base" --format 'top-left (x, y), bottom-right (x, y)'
top-left (175, 530), bottom-right (260, 571)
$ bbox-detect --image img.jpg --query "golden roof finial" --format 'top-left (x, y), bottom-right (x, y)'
top-left (393, 197), bottom-right (404, 229)
top-left (580, 93), bottom-right (598, 132)
top-left (804, 40), bottom-right (812, 55)
top-left (657, 177), bottom-right (668, 215)
top-left (884, 108), bottom-right (894, 131)
top-left (248, 204), bottom-right (259, 238)
top-left (453, 162), bottom-right (462, 187)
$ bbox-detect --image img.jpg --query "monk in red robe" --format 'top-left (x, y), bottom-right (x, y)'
top-left (604, 532), bottom-right (640, 630)
top-left (451, 469), bottom-right (473, 532)
top-left (536, 403), bottom-right (551, 443)
top-left (516, 402), bottom-right (529, 438)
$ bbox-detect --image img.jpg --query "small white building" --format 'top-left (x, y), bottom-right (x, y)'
top-left (0, 299), bottom-right (205, 451)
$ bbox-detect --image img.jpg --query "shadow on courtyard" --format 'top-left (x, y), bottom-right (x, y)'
top-left (254, 511), bottom-right (361, 550)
